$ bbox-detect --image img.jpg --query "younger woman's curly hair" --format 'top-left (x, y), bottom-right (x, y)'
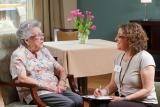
top-left (119, 22), bottom-right (148, 55)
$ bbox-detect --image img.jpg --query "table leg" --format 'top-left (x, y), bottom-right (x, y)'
top-left (77, 77), bottom-right (88, 95)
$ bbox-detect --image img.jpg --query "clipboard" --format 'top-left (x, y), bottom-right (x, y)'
top-left (82, 95), bottom-right (112, 100)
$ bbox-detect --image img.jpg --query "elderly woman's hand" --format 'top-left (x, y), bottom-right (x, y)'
top-left (57, 80), bottom-right (67, 93)
top-left (41, 83), bottom-right (59, 93)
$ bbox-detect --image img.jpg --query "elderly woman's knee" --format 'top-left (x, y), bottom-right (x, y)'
top-left (75, 96), bottom-right (83, 106)
top-left (65, 100), bottom-right (75, 107)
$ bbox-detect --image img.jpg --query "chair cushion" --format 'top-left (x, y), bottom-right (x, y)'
top-left (6, 102), bottom-right (36, 107)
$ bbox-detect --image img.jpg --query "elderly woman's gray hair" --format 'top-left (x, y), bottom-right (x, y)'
top-left (16, 20), bottom-right (41, 41)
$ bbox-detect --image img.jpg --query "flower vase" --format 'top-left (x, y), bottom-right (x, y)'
top-left (78, 32), bottom-right (89, 44)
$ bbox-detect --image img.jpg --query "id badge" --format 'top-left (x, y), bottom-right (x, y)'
top-left (114, 65), bottom-right (121, 72)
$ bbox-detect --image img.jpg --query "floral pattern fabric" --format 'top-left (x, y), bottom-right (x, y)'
top-left (10, 45), bottom-right (60, 104)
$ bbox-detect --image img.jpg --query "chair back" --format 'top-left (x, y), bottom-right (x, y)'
top-left (0, 34), bottom-right (38, 107)
top-left (0, 34), bottom-right (19, 105)
top-left (53, 28), bottom-right (78, 41)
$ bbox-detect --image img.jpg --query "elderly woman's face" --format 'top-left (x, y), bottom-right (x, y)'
top-left (115, 28), bottom-right (129, 51)
top-left (27, 27), bottom-right (44, 52)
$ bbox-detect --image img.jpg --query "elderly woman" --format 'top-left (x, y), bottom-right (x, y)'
top-left (94, 23), bottom-right (158, 107)
top-left (10, 20), bottom-right (83, 107)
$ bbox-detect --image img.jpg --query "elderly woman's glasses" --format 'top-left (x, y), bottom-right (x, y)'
top-left (32, 32), bottom-right (44, 37)
top-left (31, 33), bottom-right (44, 41)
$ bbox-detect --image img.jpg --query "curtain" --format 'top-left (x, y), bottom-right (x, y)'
top-left (26, 0), bottom-right (34, 20)
top-left (34, 0), bottom-right (65, 41)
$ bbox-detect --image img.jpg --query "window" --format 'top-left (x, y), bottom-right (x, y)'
top-left (0, 0), bottom-right (34, 34)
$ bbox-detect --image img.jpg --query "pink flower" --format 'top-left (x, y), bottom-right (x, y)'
top-left (67, 16), bottom-right (73, 22)
top-left (91, 25), bottom-right (96, 30)
top-left (67, 9), bottom-right (96, 35)
top-left (77, 12), bottom-right (84, 18)
top-left (86, 11), bottom-right (91, 16)
top-left (90, 15), bottom-right (94, 21)
top-left (71, 10), bottom-right (78, 16)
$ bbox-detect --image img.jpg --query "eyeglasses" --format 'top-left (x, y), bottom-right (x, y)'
top-left (32, 32), bottom-right (44, 37)
top-left (31, 33), bottom-right (44, 41)
top-left (116, 33), bottom-right (127, 39)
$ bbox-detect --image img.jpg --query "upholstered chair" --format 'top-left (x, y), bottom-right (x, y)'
top-left (0, 34), bottom-right (79, 107)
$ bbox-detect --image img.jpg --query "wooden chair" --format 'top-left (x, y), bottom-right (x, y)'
top-left (0, 74), bottom-right (79, 107)
top-left (53, 28), bottom-right (78, 41)
top-left (53, 28), bottom-right (88, 95)
top-left (0, 34), bottom-right (79, 107)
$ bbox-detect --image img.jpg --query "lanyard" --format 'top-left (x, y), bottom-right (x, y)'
top-left (119, 53), bottom-right (133, 95)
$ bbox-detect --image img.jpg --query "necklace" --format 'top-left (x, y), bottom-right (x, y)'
top-left (119, 53), bottom-right (133, 96)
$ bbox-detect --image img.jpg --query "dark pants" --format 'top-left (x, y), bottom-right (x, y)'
top-left (107, 101), bottom-right (159, 107)
top-left (87, 100), bottom-right (158, 107)
top-left (30, 90), bottom-right (83, 107)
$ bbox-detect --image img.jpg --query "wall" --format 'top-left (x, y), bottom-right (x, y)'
top-left (77, 0), bottom-right (160, 69)
top-left (77, 0), bottom-right (160, 41)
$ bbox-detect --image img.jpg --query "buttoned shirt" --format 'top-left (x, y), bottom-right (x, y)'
top-left (10, 45), bottom-right (61, 104)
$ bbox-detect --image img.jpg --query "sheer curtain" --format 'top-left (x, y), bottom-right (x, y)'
top-left (26, 0), bottom-right (34, 20)
top-left (0, 0), bottom-right (34, 35)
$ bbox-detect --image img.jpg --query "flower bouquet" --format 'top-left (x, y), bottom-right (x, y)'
top-left (67, 9), bottom-right (96, 44)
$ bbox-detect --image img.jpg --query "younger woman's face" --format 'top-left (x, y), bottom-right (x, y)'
top-left (115, 28), bottom-right (129, 51)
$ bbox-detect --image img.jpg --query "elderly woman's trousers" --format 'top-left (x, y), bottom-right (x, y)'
top-left (30, 90), bottom-right (83, 107)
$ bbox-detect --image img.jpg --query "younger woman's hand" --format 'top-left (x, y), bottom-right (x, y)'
top-left (111, 96), bottom-right (125, 102)
top-left (94, 88), bottom-right (107, 97)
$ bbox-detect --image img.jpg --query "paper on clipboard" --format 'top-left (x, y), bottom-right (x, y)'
top-left (82, 95), bottom-right (112, 100)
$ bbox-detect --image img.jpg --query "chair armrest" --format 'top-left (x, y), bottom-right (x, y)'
top-left (53, 60), bottom-right (80, 95)
top-left (67, 74), bottom-right (80, 95)
top-left (0, 79), bottom-right (46, 107)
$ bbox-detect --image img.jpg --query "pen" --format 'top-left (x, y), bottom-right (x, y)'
top-left (99, 85), bottom-right (102, 89)
top-left (98, 85), bottom-right (102, 93)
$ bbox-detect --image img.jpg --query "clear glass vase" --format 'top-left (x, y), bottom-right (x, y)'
top-left (78, 32), bottom-right (89, 44)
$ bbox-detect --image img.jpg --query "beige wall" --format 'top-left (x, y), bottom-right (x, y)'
top-left (62, 0), bottom-right (77, 28)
